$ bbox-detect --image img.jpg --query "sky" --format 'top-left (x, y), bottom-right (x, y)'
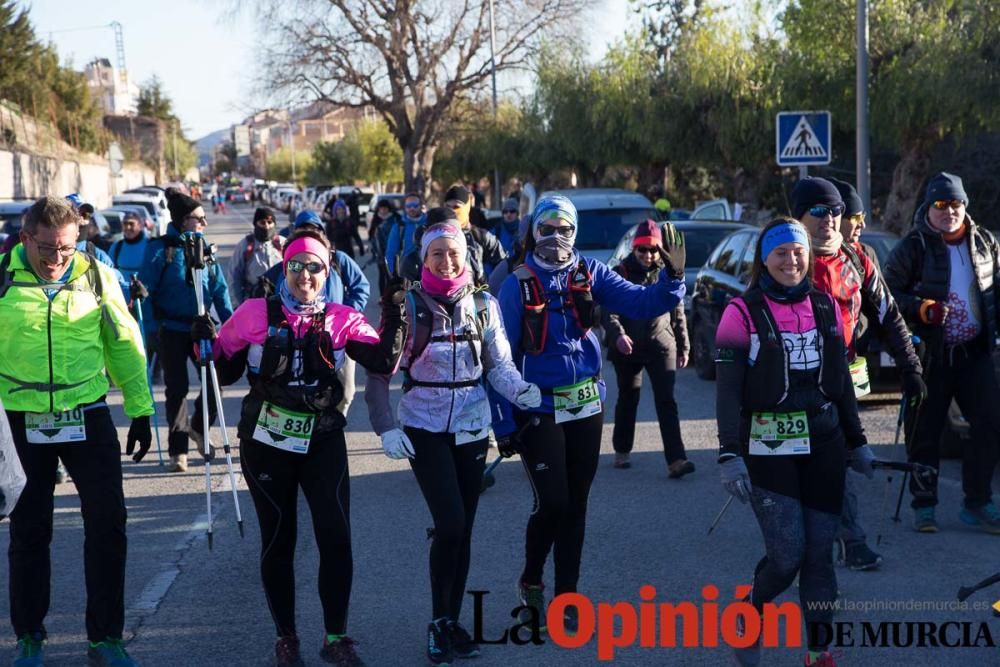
top-left (25, 0), bottom-right (635, 142)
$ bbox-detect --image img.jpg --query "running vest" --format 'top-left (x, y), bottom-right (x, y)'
top-left (740, 288), bottom-right (847, 412)
top-left (238, 296), bottom-right (346, 437)
top-left (402, 288), bottom-right (490, 392)
top-left (243, 233), bottom-right (283, 262)
top-left (513, 258), bottom-right (595, 354)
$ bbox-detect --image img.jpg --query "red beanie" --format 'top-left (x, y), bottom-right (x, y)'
top-left (632, 219), bottom-right (662, 248)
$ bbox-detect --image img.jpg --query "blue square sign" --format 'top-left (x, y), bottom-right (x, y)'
top-left (776, 111), bottom-right (831, 166)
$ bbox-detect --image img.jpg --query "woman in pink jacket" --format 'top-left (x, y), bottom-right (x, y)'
top-left (194, 228), bottom-right (406, 667)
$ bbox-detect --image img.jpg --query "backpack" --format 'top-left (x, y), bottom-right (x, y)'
top-left (512, 258), bottom-right (595, 354)
top-left (243, 233), bottom-right (284, 262)
top-left (402, 288), bottom-right (491, 392)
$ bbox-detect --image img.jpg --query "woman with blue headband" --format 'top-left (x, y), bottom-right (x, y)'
top-left (714, 217), bottom-right (873, 667)
top-left (494, 193), bottom-right (687, 635)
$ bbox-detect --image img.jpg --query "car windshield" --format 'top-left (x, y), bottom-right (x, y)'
top-left (576, 208), bottom-right (656, 250)
top-left (684, 227), bottom-right (741, 268)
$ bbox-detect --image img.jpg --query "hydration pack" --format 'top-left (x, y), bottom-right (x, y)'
top-left (513, 257), bottom-right (594, 354)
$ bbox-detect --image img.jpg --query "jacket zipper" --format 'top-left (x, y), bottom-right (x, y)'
top-left (47, 297), bottom-right (55, 413)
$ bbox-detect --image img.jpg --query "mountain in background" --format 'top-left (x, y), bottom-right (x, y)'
top-left (194, 128), bottom-right (229, 167)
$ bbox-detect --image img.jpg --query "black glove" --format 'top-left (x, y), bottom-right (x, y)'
top-left (190, 314), bottom-right (217, 342)
top-left (126, 415), bottom-right (152, 462)
top-left (129, 276), bottom-right (149, 302)
top-left (497, 433), bottom-right (521, 459)
top-left (380, 279), bottom-right (407, 308)
top-left (657, 223), bottom-right (686, 280)
top-left (902, 370), bottom-right (927, 408)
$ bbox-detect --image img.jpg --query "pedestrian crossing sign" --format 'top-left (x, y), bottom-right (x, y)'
top-left (776, 111), bottom-right (831, 166)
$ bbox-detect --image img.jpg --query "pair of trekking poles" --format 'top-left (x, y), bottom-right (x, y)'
top-left (131, 234), bottom-right (244, 549)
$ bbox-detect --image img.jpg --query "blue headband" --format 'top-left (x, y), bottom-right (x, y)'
top-left (761, 222), bottom-right (810, 261)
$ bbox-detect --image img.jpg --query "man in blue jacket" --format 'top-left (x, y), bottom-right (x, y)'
top-left (139, 192), bottom-right (232, 472)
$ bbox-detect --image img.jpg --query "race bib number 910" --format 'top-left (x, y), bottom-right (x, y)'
top-left (26, 408), bottom-right (86, 444)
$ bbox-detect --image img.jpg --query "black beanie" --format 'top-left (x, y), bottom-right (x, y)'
top-left (168, 192), bottom-right (201, 225)
top-left (426, 207), bottom-right (458, 225)
top-left (790, 177), bottom-right (844, 219)
top-left (828, 177), bottom-right (864, 217)
top-left (253, 206), bottom-right (275, 224)
top-left (924, 172), bottom-right (968, 206)
top-left (443, 185), bottom-right (469, 204)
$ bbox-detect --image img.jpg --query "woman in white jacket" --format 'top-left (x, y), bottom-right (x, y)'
top-left (366, 209), bottom-right (540, 666)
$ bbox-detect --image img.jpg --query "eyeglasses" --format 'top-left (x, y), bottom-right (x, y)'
top-left (807, 204), bottom-right (845, 218)
top-left (404, 202), bottom-right (422, 209)
top-left (932, 200), bottom-right (964, 211)
top-left (502, 209), bottom-right (518, 215)
top-left (846, 212), bottom-right (865, 224)
top-left (635, 246), bottom-right (658, 254)
top-left (186, 214), bottom-right (208, 224)
top-left (29, 234), bottom-right (76, 258)
top-left (286, 259), bottom-right (326, 274)
top-left (537, 223), bottom-right (575, 238)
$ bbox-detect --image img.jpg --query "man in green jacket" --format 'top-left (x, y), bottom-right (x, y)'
top-left (0, 196), bottom-right (152, 667)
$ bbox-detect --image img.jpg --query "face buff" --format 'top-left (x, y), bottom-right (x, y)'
top-left (531, 194), bottom-right (578, 271)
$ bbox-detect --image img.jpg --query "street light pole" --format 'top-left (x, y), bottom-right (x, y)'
top-left (171, 119), bottom-right (179, 179)
top-left (288, 119), bottom-right (297, 182)
top-left (856, 0), bottom-right (871, 214)
top-left (488, 0), bottom-right (501, 208)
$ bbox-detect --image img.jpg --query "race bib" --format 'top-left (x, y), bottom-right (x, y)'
top-left (849, 357), bottom-right (871, 398)
top-left (26, 408), bottom-right (86, 444)
top-left (552, 378), bottom-right (602, 424)
top-left (455, 426), bottom-right (491, 446)
top-left (749, 411), bottom-right (810, 456)
top-left (253, 403), bottom-right (315, 454)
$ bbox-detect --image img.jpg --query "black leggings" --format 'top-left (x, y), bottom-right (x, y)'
top-left (517, 411), bottom-right (603, 595)
top-left (744, 433), bottom-right (846, 652)
top-left (611, 356), bottom-right (687, 463)
top-left (241, 431), bottom-right (353, 638)
top-left (404, 428), bottom-right (488, 620)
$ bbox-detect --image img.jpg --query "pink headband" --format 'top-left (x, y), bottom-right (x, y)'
top-left (284, 236), bottom-right (329, 269)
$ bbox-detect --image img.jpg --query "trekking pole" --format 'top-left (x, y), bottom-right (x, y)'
top-left (481, 416), bottom-right (540, 493)
top-left (184, 233), bottom-right (245, 548)
top-left (875, 396), bottom-right (906, 545)
top-left (707, 496), bottom-right (735, 536)
top-left (131, 292), bottom-right (164, 466)
top-left (892, 400), bottom-right (922, 523)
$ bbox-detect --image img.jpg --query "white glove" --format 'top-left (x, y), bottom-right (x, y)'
top-left (514, 383), bottom-right (542, 409)
top-left (380, 428), bottom-right (415, 460)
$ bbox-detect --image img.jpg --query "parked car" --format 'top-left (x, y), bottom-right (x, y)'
top-left (608, 220), bottom-right (751, 319)
top-left (0, 200), bottom-right (32, 251)
top-left (226, 186), bottom-right (249, 203)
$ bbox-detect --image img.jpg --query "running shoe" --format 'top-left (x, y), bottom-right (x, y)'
top-left (427, 620), bottom-right (453, 665)
top-left (274, 635), bottom-right (304, 667)
top-left (730, 593), bottom-right (760, 666)
top-left (87, 638), bottom-right (137, 667)
top-left (448, 621), bottom-right (480, 659)
top-left (562, 605), bottom-right (579, 636)
top-left (14, 632), bottom-right (44, 667)
top-left (613, 452), bottom-right (631, 469)
top-left (518, 582), bottom-right (547, 631)
top-left (667, 459), bottom-right (696, 479)
top-left (319, 635), bottom-right (365, 666)
top-left (959, 502), bottom-right (1000, 534)
top-left (803, 650), bottom-right (837, 666)
top-left (167, 454), bottom-right (187, 473)
top-left (841, 540), bottom-right (883, 571)
top-left (55, 462), bottom-right (68, 485)
top-left (188, 425), bottom-right (216, 461)
top-left (912, 507), bottom-right (938, 533)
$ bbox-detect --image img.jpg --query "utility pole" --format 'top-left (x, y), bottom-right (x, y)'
top-left (171, 119), bottom-right (179, 179)
top-left (856, 0), bottom-right (871, 214)
top-left (288, 119), bottom-right (297, 182)
top-left (487, 0), bottom-right (501, 208)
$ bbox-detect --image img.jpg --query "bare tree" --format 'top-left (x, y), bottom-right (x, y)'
top-left (256, 0), bottom-right (587, 198)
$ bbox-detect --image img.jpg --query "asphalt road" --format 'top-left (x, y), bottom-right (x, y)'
top-left (2, 203), bottom-right (999, 666)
